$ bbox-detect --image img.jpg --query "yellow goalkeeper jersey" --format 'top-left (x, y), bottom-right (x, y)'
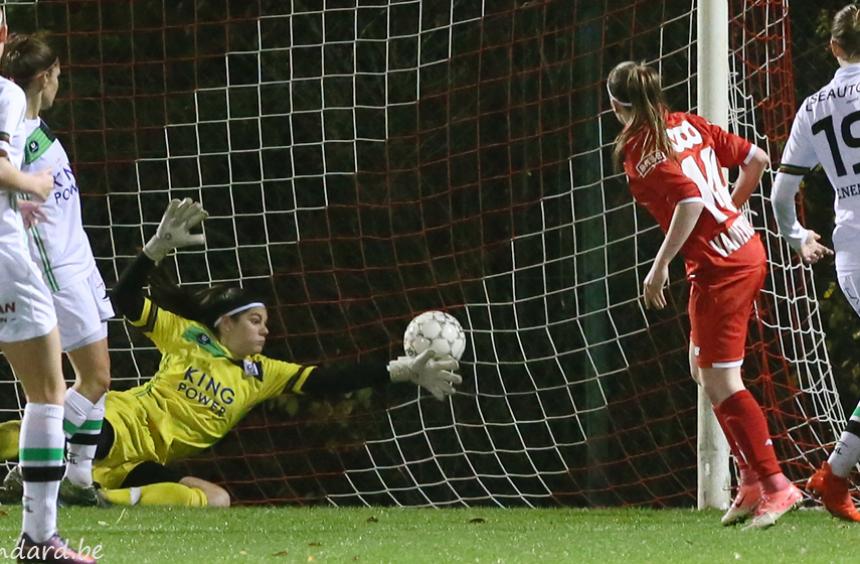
top-left (115, 297), bottom-right (315, 463)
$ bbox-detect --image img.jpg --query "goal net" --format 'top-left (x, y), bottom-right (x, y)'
top-left (0, 0), bottom-right (844, 507)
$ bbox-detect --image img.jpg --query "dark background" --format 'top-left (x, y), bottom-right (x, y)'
top-left (0, 0), bottom-right (853, 507)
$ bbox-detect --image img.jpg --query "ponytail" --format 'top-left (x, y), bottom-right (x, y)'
top-left (608, 61), bottom-right (673, 170)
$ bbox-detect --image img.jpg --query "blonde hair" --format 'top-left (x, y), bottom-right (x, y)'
top-left (832, 3), bottom-right (860, 59)
top-left (607, 61), bottom-right (673, 170)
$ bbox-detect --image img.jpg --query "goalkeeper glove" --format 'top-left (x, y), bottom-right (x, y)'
top-left (143, 198), bottom-right (208, 262)
top-left (388, 349), bottom-right (462, 401)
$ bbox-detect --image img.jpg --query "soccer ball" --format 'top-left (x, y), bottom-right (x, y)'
top-left (403, 310), bottom-right (466, 361)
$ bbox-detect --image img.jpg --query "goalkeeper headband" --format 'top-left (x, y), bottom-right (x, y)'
top-left (213, 302), bottom-right (266, 327)
top-left (606, 83), bottom-right (632, 107)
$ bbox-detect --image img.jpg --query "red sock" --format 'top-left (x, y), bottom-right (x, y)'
top-left (715, 389), bottom-right (785, 492)
top-left (712, 405), bottom-right (758, 486)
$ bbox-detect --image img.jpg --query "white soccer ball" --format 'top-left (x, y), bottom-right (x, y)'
top-left (403, 310), bottom-right (466, 361)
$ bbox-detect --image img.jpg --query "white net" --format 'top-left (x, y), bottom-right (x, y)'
top-left (0, 0), bottom-right (845, 507)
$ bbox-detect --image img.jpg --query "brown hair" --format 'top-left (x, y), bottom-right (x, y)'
top-left (832, 4), bottom-right (860, 59)
top-left (607, 60), bottom-right (673, 170)
top-left (148, 266), bottom-right (264, 335)
top-left (1, 32), bottom-right (57, 90)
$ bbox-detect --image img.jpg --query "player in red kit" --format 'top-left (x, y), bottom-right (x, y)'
top-left (607, 61), bottom-right (802, 528)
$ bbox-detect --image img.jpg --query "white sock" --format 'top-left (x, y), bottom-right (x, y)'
top-left (20, 403), bottom-right (65, 543)
top-left (828, 409), bottom-right (860, 478)
top-left (62, 388), bottom-right (93, 440)
top-left (65, 393), bottom-right (105, 487)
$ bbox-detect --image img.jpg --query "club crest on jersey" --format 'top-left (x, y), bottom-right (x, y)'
top-left (183, 326), bottom-right (229, 358)
top-left (27, 140), bottom-right (39, 153)
top-left (636, 151), bottom-right (666, 177)
top-left (242, 359), bottom-right (262, 378)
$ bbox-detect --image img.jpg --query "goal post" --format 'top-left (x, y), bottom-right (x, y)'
top-left (696, 0), bottom-right (732, 511)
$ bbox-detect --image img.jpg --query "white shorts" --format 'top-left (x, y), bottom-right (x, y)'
top-left (0, 256), bottom-right (57, 343)
top-left (838, 270), bottom-right (860, 318)
top-left (53, 268), bottom-right (115, 352)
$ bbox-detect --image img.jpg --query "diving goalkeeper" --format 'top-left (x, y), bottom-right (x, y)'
top-left (2, 198), bottom-right (462, 507)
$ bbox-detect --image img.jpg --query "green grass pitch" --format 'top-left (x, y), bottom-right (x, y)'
top-left (0, 506), bottom-right (858, 562)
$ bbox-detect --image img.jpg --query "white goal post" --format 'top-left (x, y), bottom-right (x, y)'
top-left (696, 0), bottom-right (733, 511)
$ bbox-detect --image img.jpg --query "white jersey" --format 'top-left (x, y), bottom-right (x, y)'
top-left (21, 118), bottom-right (96, 290)
top-left (780, 63), bottom-right (860, 271)
top-left (0, 77), bottom-right (30, 281)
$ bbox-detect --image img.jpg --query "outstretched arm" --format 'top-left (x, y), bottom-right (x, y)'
top-left (285, 350), bottom-right (462, 401)
top-left (300, 363), bottom-right (390, 394)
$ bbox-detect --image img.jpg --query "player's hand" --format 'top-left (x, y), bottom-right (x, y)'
top-left (26, 169), bottom-right (54, 201)
top-left (17, 199), bottom-right (47, 229)
top-left (143, 197), bottom-right (209, 262)
top-left (643, 261), bottom-right (669, 310)
top-left (388, 349), bottom-right (462, 401)
top-left (797, 230), bottom-right (833, 265)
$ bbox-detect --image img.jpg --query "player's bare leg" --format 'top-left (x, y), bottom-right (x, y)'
top-left (67, 338), bottom-right (110, 403)
top-left (2, 329), bottom-right (96, 563)
top-left (181, 477), bottom-right (230, 507)
top-left (688, 343), bottom-right (701, 387)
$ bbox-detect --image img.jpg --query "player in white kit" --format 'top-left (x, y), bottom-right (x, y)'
top-left (0, 14), bottom-right (98, 564)
top-left (772, 3), bottom-right (860, 523)
top-left (3, 33), bottom-right (113, 510)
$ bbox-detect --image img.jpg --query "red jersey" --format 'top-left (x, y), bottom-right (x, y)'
top-left (623, 112), bottom-right (763, 276)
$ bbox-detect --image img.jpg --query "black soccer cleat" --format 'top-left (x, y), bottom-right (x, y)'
top-left (58, 479), bottom-right (109, 508)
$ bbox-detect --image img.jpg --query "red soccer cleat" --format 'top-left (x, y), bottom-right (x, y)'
top-left (721, 481), bottom-right (762, 526)
top-left (806, 461), bottom-right (860, 522)
top-left (745, 483), bottom-right (803, 529)
top-left (15, 533), bottom-right (97, 563)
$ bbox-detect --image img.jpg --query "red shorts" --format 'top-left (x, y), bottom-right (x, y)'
top-left (688, 262), bottom-right (766, 369)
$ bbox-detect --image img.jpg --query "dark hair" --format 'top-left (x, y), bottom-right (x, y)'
top-left (832, 4), bottom-right (860, 59)
top-left (1, 32), bottom-right (58, 89)
top-left (607, 60), bottom-right (673, 169)
top-left (149, 267), bottom-right (264, 334)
